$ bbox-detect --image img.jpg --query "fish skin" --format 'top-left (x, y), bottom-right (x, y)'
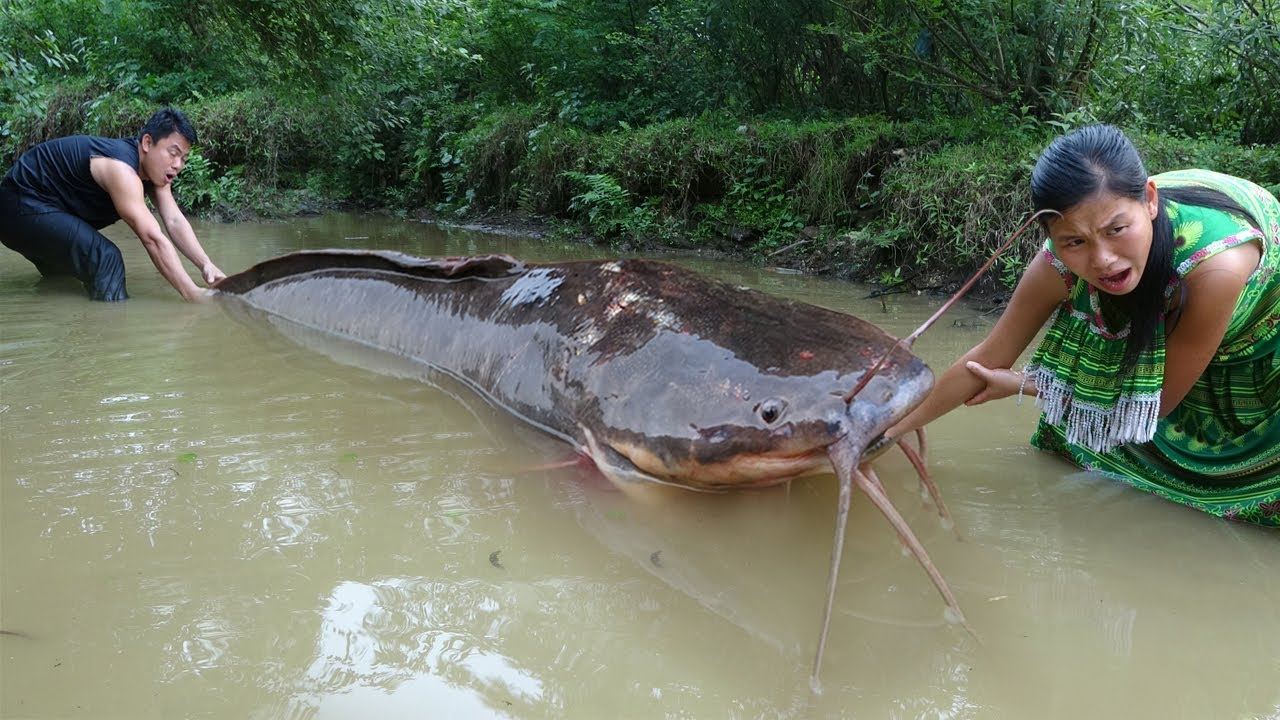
top-left (214, 249), bottom-right (933, 490)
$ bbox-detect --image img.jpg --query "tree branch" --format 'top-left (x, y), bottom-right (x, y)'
top-left (907, 5), bottom-right (1003, 90)
top-left (1066, 0), bottom-right (1103, 101)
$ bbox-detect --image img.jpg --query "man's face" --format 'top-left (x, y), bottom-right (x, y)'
top-left (139, 131), bottom-right (192, 187)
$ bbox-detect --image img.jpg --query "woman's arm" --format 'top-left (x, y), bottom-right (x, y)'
top-left (1159, 241), bottom-right (1260, 416)
top-left (885, 252), bottom-right (1068, 438)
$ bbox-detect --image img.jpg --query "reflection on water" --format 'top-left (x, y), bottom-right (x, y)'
top-left (1, 215), bottom-right (1277, 719)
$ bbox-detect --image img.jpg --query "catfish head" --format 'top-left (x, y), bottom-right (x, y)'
top-left (573, 323), bottom-right (934, 493)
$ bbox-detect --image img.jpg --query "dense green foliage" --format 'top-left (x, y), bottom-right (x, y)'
top-left (2, 0), bottom-right (1277, 287)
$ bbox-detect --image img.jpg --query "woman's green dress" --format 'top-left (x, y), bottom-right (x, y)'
top-left (1026, 169), bottom-right (1280, 525)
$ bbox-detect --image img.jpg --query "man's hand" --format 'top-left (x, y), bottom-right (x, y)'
top-left (202, 262), bottom-right (226, 285)
top-left (183, 287), bottom-right (216, 303)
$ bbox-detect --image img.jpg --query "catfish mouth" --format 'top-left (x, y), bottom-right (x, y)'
top-left (606, 436), bottom-right (833, 490)
top-left (594, 413), bottom-right (891, 492)
top-left (861, 433), bottom-right (897, 460)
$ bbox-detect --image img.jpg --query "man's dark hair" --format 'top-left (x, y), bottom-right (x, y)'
top-left (139, 107), bottom-right (197, 146)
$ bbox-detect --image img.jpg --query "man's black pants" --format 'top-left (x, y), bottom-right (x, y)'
top-left (0, 185), bottom-right (128, 301)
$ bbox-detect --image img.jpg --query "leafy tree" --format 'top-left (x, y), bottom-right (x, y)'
top-left (1084, 0), bottom-right (1279, 143)
top-left (822, 0), bottom-right (1112, 118)
top-left (1164, 0), bottom-right (1278, 142)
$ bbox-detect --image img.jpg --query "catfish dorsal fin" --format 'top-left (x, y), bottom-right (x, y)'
top-left (214, 250), bottom-right (526, 295)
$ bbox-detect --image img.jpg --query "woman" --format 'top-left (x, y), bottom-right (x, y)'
top-left (887, 124), bottom-right (1280, 525)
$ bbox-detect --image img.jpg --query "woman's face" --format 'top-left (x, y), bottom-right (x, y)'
top-left (1046, 181), bottom-right (1160, 295)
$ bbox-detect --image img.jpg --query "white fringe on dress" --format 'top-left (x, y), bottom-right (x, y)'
top-left (1027, 364), bottom-right (1161, 454)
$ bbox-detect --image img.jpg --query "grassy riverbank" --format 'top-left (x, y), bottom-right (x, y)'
top-left (428, 113), bottom-right (1280, 293)
top-left (6, 0), bottom-right (1279, 292)
top-left (28, 92), bottom-right (1276, 293)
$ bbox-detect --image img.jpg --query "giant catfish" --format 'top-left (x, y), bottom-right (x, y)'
top-left (214, 249), bottom-right (965, 689)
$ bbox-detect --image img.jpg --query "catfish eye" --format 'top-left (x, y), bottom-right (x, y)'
top-left (755, 398), bottom-right (787, 424)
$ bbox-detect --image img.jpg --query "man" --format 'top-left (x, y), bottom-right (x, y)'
top-left (0, 107), bottom-right (225, 301)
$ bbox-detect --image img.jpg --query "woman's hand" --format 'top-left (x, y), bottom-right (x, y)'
top-left (882, 255), bottom-right (1066, 440)
top-left (962, 361), bottom-right (1028, 406)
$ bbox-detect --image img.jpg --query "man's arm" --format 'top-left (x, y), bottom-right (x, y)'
top-left (148, 182), bottom-right (225, 284)
top-left (89, 157), bottom-right (208, 301)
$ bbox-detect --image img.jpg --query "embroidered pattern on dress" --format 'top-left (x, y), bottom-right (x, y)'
top-left (1174, 228), bottom-right (1263, 277)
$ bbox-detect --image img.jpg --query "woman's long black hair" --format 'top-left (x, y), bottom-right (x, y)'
top-left (1030, 124), bottom-right (1259, 378)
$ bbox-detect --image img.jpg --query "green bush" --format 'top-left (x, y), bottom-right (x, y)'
top-left (183, 91), bottom-right (324, 187)
top-left (1134, 133), bottom-right (1280, 187)
top-left (873, 135), bottom-right (1048, 290)
top-left (172, 146), bottom-right (247, 213)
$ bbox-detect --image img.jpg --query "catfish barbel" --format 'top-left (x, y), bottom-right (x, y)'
top-left (214, 250), bottom-right (965, 689)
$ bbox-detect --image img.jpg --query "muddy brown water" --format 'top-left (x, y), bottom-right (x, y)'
top-left (1, 215), bottom-right (1276, 719)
